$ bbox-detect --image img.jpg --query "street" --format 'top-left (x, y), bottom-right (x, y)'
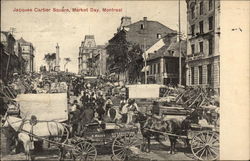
top-left (1, 139), bottom-right (195, 160)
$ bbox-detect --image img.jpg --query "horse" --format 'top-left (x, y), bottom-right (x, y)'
top-left (165, 108), bottom-right (202, 154)
top-left (136, 112), bottom-right (168, 153)
top-left (3, 116), bottom-right (69, 160)
top-left (136, 109), bottom-right (199, 154)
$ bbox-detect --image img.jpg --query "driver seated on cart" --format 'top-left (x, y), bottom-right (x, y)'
top-left (120, 99), bottom-right (139, 125)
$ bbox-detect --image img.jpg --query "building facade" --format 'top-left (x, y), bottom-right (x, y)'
top-left (78, 35), bottom-right (107, 76)
top-left (107, 17), bottom-right (177, 83)
top-left (14, 41), bottom-right (26, 75)
top-left (0, 32), bottom-right (23, 82)
top-left (18, 37), bottom-right (35, 73)
top-left (185, 0), bottom-right (220, 93)
top-left (119, 17), bottom-right (177, 50)
top-left (145, 35), bottom-right (186, 85)
top-left (78, 35), bottom-right (97, 75)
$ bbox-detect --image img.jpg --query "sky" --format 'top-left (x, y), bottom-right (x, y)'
top-left (1, 0), bottom-right (187, 73)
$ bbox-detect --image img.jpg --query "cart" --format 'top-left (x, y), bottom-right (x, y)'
top-left (187, 124), bottom-right (219, 160)
top-left (144, 118), bottom-right (219, 161)
top-left (70, 123), bottom-right (142, 161)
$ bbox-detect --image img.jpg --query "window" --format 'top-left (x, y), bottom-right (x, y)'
top-left (209, 0), bottom-right (213, 11)
top-left (199, 21), bottom-right (204, 33)
top-left (191, 5), bottom-right (195, 19)
top-left (158, 63), bottom-right (161, 73)
top-left (154, 64), bottom-right (156, 74)
top-left (199, 41), bottom-right (203, 52)
top-left (157, 33), bottom-right (161, 39)
top-left (207, 64), bottom-right (212, 84)
top-left (150, 65), bottom-right (153, 74)
top-left (140, 24), bottom-right (144, 29)
top-left (191, 24), bottom-right (195, 36)
top-left (199, 66), bottom-right (203, 84)
top-left (208, 38), bottom-right (213, 55)
top-left (191, 44), bottom-right (195, 54)
top-left (200, 2), bottom-right (203, 15)
top-left (166, 62), bottom-right (178, 74)
top-left (191, 67), bottom-right (195, 85)
top-left (209, 16), bottom-right (213, 30)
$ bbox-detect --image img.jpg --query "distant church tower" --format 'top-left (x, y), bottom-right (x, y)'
top-left (55, 43), bottom-right (60, 71)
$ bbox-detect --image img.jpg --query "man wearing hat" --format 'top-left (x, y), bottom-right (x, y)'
top-left (126, 99), bottom-right (139, 124)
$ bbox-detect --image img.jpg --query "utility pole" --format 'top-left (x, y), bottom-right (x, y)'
top-left (178, 0), bottom-right (182, 85)
top-left (144, 38), bottom-right (147, 84)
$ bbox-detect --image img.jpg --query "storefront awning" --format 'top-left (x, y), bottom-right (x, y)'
top-left (141, 66), bottom-right (149, 72)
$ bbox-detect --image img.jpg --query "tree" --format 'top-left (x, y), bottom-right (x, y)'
top-left (106, 30), bottom-right (144, 83)
top-left (127, 44), bottom-right (144, 83)
top-left (44, 53), bottom-right (56, 72)
top-left (39, 65), bottom-right (47, 73)
top-left (106, 30), bottom-right (129, 74)
top-left (64, 57), bottom-right (71, 71)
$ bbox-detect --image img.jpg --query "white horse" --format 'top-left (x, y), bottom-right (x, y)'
top-left (3, 116), bottom-right (68, 160)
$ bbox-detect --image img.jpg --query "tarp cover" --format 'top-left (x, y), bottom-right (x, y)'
top-left (127, 84), bottom-right (166, 99)
top-left (15, 93), bottom-right (68, 122)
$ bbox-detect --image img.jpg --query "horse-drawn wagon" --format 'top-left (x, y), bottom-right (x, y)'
top-left (68, 122), bottom-right (142, 161)
top-left (4, 115), bottom-right (142, 161)
top-left (137, 109), bottom-right (219, 161)
top-left (2, 92), bottom-right (71, 160)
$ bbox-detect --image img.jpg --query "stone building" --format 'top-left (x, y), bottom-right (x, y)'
top-left (14, 41), bottom-right (26, 74)
top-left (78, 35), bottom-right (107, 76)
top-left (18, 37), bottom-right (35, 73)
top-left (107, 17), bottom-right (177, 83)
top-left (118, 16), bottom-right (176, 50)
top-left (185, 0), bottom-right (220, 93)
top-left (78, 35), bottom-right (96, 75)
top-left (145, 34), bottom-right (186, 85)
top-left (0, 32), bottom-right (18, 81)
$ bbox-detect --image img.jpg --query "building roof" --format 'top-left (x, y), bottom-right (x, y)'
top-left (1, 31), bottom-right (15, 42)
top-left (111, 17), bottom-right (176, 50)
top-left (18, 37), bottom-right (33, 46)
top-left (125, 19), bottom-right (176, 48)
top-left (147, 37), bottom-right (187, 61)
top-left (127, 20), bottom-right (176, 33)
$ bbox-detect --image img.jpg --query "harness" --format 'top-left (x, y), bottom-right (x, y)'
top-left (29, 117), bottom-right (38, 142)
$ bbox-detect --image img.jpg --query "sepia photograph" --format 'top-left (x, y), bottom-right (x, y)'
top-left (1, 0), bottom-right (248, 160)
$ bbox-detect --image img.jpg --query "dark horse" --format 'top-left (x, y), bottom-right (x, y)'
top-left (136, 112), bottom-right (168, 153)
top-left (136, 109), bottom-right (200, 154)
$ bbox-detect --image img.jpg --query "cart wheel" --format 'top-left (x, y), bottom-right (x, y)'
top-left (112, 133), bottom-right (141, 161)
top-left (73, 141), bottom-right (97, 161)
top-left (191, 131), bottom-right (219, 160)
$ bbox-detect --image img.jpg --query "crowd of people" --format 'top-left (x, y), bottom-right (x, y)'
top-left (1, 72), bottom-right (220, 135)
top-left (68, 77), bottom-right (140, 136)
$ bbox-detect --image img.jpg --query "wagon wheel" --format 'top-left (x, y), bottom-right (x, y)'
top-left (72, 141), bottom-right (97, 161)
top-left (112, 133), bottom-right (141, 161)
top-left (191, 131), bottom-right (219, 160)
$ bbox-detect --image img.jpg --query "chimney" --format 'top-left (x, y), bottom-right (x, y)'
top-left (118, 17), bottom-right (131, 31)
top-left (143, 17), bottom-right (147, 22)
top-left (121, 17), bottom-right (131, 26)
